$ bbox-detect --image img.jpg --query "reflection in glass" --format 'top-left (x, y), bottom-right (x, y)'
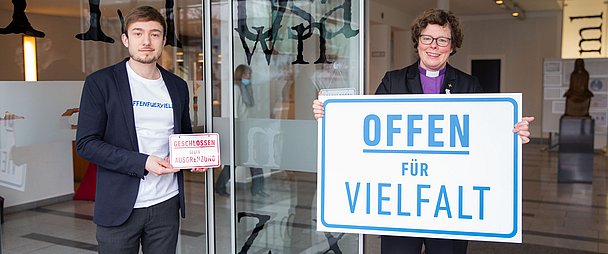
top-left (214, 0), bottom-right (361, 252)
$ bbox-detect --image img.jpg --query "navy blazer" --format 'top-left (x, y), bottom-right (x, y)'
top-left (76, 58), bottom-right (192, 227)
top-left (376, 61), bottom-right (483, 95)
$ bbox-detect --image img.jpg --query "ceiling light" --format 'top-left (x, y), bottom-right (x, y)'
top-left (511, 3), bottom-right (524, 19)
top-left (22, 35), bottom-right (37, 81)
top-left (494, 0), bottom-right (525, 20)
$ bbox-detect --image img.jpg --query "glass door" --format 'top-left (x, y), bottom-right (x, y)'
top-left (211, 0), bottom-right (364, 252)
top-left (76, 1), bottom-right (210, 253)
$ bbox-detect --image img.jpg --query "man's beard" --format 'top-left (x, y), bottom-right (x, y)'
top-left (130, 52), bottom-right (161, 64)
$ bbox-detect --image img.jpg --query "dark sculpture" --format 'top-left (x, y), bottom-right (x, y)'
top-left (76, 0), bottom-right (114, 43)
top-left (164, 0), bottom-right (182, 48)
top-left (0, 0), bottom-right (45, 38)
top-left (563, 59), bottom-right (593, 117)
top-left (77, 0), bottom-right (182, 47)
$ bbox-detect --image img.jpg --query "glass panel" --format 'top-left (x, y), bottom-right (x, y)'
top-left (213, 0), bottom-right (361, 252)
top-left (0, 1), bottom-right (206, 253)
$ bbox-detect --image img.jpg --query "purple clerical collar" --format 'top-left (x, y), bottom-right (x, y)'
top-left (418, 65), bottom-right (446, 94)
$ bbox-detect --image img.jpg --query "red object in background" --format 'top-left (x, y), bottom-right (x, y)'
top-left (73, 163), bottom-right (96, 201)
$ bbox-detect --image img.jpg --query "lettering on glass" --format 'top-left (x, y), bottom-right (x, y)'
top-left (311, 218), bottom-right (345, 253)
top-left (76, 0), bottom-right (114, 43)
top-left (570, 13), bottom-right (603, 55)
top-left (244, 127), bottom-right (281, 168)
top-left (77, 0), bottom-right (182, 47)
top-left (322, 231), bottom-right (345, 254)
top-left (0, 0), bottom-right (45, 37)
top-left (237, 212), bottom-right (272, 254)
top-left (0, 0), bottom-right (184, 46)
top-left (0, 112), bottom-right (27, 191)
top-left (235, 0), bottom-right (359, 65)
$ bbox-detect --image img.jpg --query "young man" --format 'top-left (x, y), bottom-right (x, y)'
top-left (76, 6), bottom-right (206, 253)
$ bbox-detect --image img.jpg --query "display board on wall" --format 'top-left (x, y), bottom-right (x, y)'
top-left (542, 58), bottom-right (608, 149)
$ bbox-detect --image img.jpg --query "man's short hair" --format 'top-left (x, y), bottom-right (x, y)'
top-left (123, 6), bottom-right (167, 37)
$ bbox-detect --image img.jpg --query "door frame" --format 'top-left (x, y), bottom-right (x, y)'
top-left (467, 54), bottom-right (506, 93)
top-left (204, 0), bottom-right (367, 253)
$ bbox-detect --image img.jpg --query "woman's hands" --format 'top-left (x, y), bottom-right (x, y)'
top-left (312, 99), bottom-right (324, 120)
top-left (513, 116), bottom-right (535, 144)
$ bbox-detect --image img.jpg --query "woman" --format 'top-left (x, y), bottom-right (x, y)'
top-left (215, 64), bottom-right (268, 197)
top-left (312, 9), bottom-right (533, 254)
top-left (234, 64), bottom-right (255, 118)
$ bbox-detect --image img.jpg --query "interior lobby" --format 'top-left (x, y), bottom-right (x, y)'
top-left (2, 0), bottom-right (608, 253)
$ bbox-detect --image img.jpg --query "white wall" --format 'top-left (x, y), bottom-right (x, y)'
top-left (392, 29), bottom-right (412, 71)
top-left (367, 1), bottom-right (412, 94)
top-left (369, 24), bottom-right (391, 90)
top-left (0, 82), bottom-right (82, 208)
top-left (368, 1), bottom-right (411, 30)
top-left (369, 24), bottom-right (413, 93)
top-left (368, 0), bottom-right (561, 138)
top-left (451, 12), bottom-right (562, 138)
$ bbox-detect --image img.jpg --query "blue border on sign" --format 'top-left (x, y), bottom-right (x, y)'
top-left (319, 97), bottom-right (519, 238)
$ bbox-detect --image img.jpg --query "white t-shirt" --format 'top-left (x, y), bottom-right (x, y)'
top-left (126, 62), bottom-right (179, 208)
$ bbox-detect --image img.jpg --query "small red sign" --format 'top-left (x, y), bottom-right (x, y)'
top-left (169, 133), bottom-right (221, 169)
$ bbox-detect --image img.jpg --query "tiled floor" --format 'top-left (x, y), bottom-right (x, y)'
top-left (2, 142), bottom-right (608, 253)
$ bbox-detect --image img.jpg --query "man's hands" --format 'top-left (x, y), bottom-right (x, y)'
top-left (144, 156), bottom-right (211, 176)
top-left (145, 156), bottom-right (179, 176)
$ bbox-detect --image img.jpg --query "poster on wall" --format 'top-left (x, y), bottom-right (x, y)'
top-left (591, 93), bottom-right (608, 109)
top-left (591, 111), bottom-right (608, 129)
top-left (589, 77), bottom-right (608, 93)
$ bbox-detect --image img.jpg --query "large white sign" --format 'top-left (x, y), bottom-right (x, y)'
top-left (317, 94), bottom-right (522, 243)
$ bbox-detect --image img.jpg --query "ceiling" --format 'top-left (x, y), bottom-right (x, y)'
top-left (1, 0), bottom-right (562, 18)
top-left (0, 0), bottom-right (202, 18)
top-left (374, 0), bottom-right (562, 17)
